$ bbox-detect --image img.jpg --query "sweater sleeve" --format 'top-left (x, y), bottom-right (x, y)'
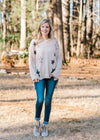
top-left (51, 38), bottom-right (62, 79)
top-left (28, 39), bottom-right (39, 81)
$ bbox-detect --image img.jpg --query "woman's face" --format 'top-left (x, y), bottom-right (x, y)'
top-left (40, 22), bottom-right (50, 37)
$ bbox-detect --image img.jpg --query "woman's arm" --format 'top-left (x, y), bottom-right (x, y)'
top-left (51, 38), bottom-right (62, 79)
top-left (29, 39), bottom-right (39, 81)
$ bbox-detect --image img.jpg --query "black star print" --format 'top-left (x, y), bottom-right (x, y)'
top-left (33, 42), bottom-right (36, 46)
top-left (34, 50), bottom-right (36, 55)
top-left (36, 69), bottom-right (40, 77)
top-left (40, 58), bottom-right (43, 63)
top-left (51, 68), bottom-right (55, 73)
top-left (51, 60), bottom-right (55, 64)
top-left (54, 53), bottom-right (56, 56)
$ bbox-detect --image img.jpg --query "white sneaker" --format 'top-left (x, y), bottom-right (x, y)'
top-left (41, 125), bottom-right (48, 137)
top-left (33, 122), bottom-right (40, 136)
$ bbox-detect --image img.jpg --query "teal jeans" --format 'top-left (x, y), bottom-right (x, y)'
top-left (34, 77), bottom-right (58, 124)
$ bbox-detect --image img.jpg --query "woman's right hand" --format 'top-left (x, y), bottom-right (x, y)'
top-left (33, 79), bottom-right (39, 82)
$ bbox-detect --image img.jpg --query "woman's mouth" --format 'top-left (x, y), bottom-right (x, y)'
top-left (42, 30), bottom-right (48, 33)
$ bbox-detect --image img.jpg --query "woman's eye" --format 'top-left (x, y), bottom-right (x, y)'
top-left (41, 26), bottom-right (49, 28)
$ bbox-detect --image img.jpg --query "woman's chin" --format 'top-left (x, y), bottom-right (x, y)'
top-left (41, 33), bottom-right (49, 36)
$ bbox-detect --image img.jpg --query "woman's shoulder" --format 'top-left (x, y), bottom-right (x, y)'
top-left (53, 37), bottom-right (59, 44)
top-left (31, 38), bottom-right (37, 44)
top-left (30, 39), bottom-right (39, 48)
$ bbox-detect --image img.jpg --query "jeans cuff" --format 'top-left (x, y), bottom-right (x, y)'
top-left (35, 117), bottom-right (40, 121)
top-left (43, 121), bottom-right (48, 125)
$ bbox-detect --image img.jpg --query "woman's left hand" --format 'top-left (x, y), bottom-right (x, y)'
top-left (50, 75), bottom-right (58, 80)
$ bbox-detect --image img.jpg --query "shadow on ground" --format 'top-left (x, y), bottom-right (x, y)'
top-left (0, 73), bottom-right (100, 90)
top-left (0, 81), bottom-right (100, 90)
top-left (1, 94), bottom-right (100, 103)
top-left (0, 117), bottom-right (100, 140)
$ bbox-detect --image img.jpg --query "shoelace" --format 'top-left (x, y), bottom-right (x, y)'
top-left (42, 125), bottom-right (47, 132)
top-left (35, 124), bottom-right (40, 132)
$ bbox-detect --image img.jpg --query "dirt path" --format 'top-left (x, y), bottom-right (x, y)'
top-left (0, 70), bottom-right (100, 140)
top-left (0, 58), bottom-right (100, 140)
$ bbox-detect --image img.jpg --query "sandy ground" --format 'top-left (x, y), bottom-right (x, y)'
top-left (0, 70), bottom-right (100, 140)
top-left (0, 58), bottom-right (100, 140)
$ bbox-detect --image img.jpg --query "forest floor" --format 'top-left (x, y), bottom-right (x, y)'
top-left (0, 58), bottom-right (100, 140)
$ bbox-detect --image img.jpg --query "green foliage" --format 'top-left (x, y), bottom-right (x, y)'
top-left (18, 52), bottom-right (29, 60)
top-left (0, 0), bottom-right (50, 52)
top-left (10, 0), bottom-right (21, 25)
top-left (0, 32), bottom-right (3, 42)
top-left (0, 32), bottom-right (3, 52)
top-left (6, 33), bottom-right (20, 43)
top-left (0, 1), bottom-right (3, 11)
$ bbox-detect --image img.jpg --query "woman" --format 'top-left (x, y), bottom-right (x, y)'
top-left (29, 19), bottom-right (62, 137)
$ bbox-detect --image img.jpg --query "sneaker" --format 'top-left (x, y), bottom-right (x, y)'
top-left (41, 125), bottom-right (48, 137)
top-left (33, 122), bottom-right (40, 136)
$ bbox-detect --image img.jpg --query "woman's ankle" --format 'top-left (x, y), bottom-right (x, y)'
top-left (35, 120), bottom-right (40, 126)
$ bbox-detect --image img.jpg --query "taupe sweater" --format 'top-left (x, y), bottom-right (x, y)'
top-left (29, 38), bottom-right (62, 81)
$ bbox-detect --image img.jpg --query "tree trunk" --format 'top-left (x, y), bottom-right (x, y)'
top-left (20, 0), bottom-right (26, 50)
top-left (87, 0), bottom-right (93, 57)
top-left (7, 0), bottom-right (12, 49)
top-left (48, 0), bottom-right (54, 25)
top-left (72, 1), bottom-right (79, 50)
top-left (56, 0), bottom-right (65, 62)
top-left (3, 0), bottom-right (7, 48)
top-left (83, 0), bottom-right (87, 46)
top-left (53, 0), bottom-right (58, 38)
top-left (83, 0), bottom-right (88, 57)
top-left (51, 0), bottom-right (65, 62)
top-left (99, 0), bottom-right (100, 24)
top-left (62, 0), bottom-right (70, 60)
top-left (36, 0), bottom-right (39, 12)
top-left (77, 0), bottom-right (83, 57)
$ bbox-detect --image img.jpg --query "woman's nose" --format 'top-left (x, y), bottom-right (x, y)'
top-left (43, 28), bottom-right (47, 30)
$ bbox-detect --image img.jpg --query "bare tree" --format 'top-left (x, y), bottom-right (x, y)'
top-left (82, 0), bottom-right (88, 57)
top-left (48, 0), bottom-right (54, 24)
top-left (77, 0), bottom-right (83, 57)
top-left (35, 0), bottom-right (39, 12)
top-left (87, 0), bottom-right (93, 58)
top-left (62, 0), bottom-right (70, 60)
top-left (49, 0), bottom-right (65, 62)
top-left (56, 0), bottom-right (65, 62)
top-left (20, 0), bottom-right (26, 50)
top-left (72, 0), bottom-right (79, 47)
top-left (3, 0), bottom-right (7, 48)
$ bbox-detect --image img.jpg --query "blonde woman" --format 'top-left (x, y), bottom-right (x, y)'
top-left (29, 19), bottom-right (62, 137)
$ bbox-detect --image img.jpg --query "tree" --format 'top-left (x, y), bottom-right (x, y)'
top-left (87, 0), bottom-right (93, 57)
top-left (77, 0), bottom-right (83, 57)
top-left (70, 0), bottom-right (79, 56)
top-left (3, 0), bottom-right (7, 48)
top-left (56, 0), bottom-right (65, 62)
top-left (48, 0), bottom-right (54, 24)
top-left (62, 0), bottom-right (70, 60)
top-left (82, 0), bottom-right (87, 57)
top-left (48, 0), bottom-right (65, 62)
top-left (20, 0), bottom-right (26, 50)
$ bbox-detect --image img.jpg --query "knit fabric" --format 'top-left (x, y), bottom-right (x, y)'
top-left (29, 38), bottom-right (62, 81)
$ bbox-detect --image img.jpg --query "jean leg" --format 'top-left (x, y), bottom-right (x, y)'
top-left (35, 79), bottom-right (45, 121)
top-left (44, 77), bottom-right (58, 124)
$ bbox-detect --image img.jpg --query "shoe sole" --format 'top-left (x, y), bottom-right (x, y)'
top-left (33, 133), bottom-right (40, 137)
top-left (41, 133), bottom-right (48, 137)
top-left (33, 130), bottom-right (40, 136)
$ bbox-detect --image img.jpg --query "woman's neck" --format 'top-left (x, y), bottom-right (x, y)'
top-left (42, 35), bottom-right (49, 40)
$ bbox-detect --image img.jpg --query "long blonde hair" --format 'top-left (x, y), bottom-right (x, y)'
top-left (36, 19), bottom-right (54, 43)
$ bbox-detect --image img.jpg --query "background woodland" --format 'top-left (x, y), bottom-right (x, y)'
top-left (0, 0), bottom-right (100, 63)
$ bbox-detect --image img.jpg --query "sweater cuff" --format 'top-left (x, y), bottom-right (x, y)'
top-left (32, 75), bottom-right (39, 81)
